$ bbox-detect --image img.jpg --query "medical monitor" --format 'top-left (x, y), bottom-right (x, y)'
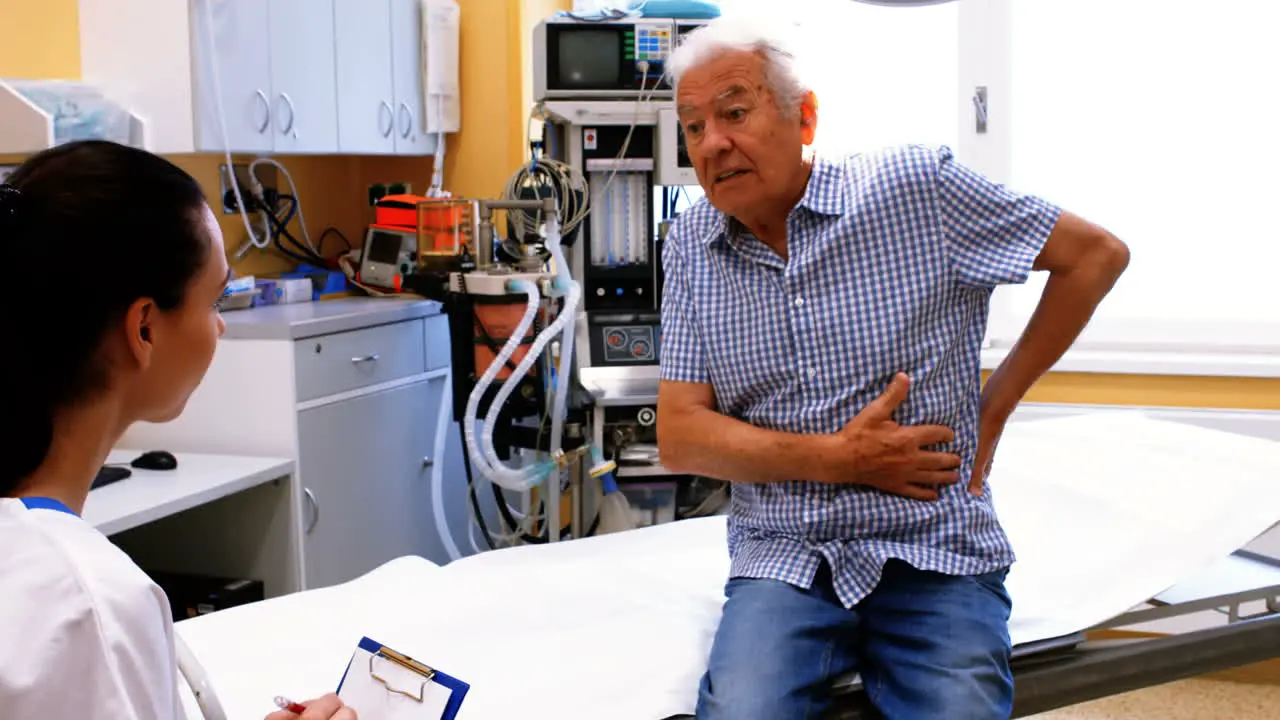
top-left (533, 17), bottom-right (711, 101)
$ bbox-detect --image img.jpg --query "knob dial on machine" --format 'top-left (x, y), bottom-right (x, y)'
top-left (637, 407), bottom-right (656, 426)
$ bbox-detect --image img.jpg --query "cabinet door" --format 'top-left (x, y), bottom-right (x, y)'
top-left (333, 0), bottom-right (396, 154)
top-left (268, 0), bottom-right (339, 153)
top-left (389, 0), bottom-right (428, 155)
top-left (297, 376), bottom-right (446, 589)
top-left (192, 0), bottom-right (274, 153)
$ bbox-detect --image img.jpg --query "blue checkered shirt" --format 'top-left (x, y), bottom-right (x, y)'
top-left (659, 144), bottom-right (1062, 608)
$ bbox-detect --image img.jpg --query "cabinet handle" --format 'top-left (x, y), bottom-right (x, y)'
top-left (277, 92), bottom-right (296, 136)
top-left (304, 487), bottom-right (319, 533)
top-left (398, 102), bottom-right (413, 140)
top-left (379, 101), bottom-right (394, 138)
top-left (422, 455), bottom-right (433, 468)
top-left (254, 90), bottom-right (271, 134)
top-left (350, 353), bottom-right (380, 364)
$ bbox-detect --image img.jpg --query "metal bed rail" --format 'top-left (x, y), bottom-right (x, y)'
top-left (828, 553), bottom-right (1280, 720)
top-left (827, 613), bottom-right (1280, 719)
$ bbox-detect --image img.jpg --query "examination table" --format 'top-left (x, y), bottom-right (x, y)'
top-left (174, 412), bottom-right (1280, 720)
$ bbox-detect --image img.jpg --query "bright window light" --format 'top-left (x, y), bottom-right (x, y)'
top-left (676, 0), bottom-right (960, 208)
top-left (713, 0), bottom-right (959, 155)
top-left (991, 0), bottom-right (1280, 353)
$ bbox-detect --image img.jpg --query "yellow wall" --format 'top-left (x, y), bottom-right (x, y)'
top-left (989, 371), bottom-right (1280, 410)
top-left (0, 0), bottom-right (564, 278)
top-left (0, 0), bottom-right (80, 79)
top-left (3, 0), bottom-right (1277, 410)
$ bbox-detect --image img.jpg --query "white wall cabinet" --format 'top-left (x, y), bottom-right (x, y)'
top-left (333, 0), bottom-right (397, 154)
top-left (78, 0), bottom-right (436, 156)
top-left (389, 0), bottom-right (429, 154)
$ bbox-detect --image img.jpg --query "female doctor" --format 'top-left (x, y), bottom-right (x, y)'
top-left (0, 141), bottom-right (354, 720)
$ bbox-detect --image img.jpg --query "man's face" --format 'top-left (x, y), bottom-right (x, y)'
top-left (676, 50), bottom-right (813, 219)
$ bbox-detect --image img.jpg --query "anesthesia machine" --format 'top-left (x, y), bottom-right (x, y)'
top-left (534, 12), bottom-right (733, 531)
top-left (354, 11), bottom-right (727, 546)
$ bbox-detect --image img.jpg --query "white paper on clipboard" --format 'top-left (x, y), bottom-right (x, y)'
top-left (337, 640), bottom-right (454, 719)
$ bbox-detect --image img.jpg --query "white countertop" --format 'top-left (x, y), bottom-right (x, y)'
top-left (219, 297), bottom-right (442, 340)
top-left (84, 449), bottom-right (295, 536)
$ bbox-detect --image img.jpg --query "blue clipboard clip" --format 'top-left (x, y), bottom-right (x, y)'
top-left (337, 637), bottom-right (470, 719)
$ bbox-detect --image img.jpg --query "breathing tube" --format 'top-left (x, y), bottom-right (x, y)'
top-left (461, 279), bottom-right (549, 490)
top-left (545, 212), bottom-right (578, 475)
top-left (478, 213), bottom-right (582, 490)
top-left (463, 212), bottom-right (582, 492)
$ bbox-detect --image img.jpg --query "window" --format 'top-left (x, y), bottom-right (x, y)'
top-left (716, 0), bottom-right (960, 155)
top-left (985, 0), bottom-right (1280, 358)
top-left (699, 0), bottom-right (1280, 373)
top-left (679, 0), bottom-right (962, 224)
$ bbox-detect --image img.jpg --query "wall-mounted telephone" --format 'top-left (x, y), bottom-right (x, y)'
top-left (421, 0), bottom-right (460, 135)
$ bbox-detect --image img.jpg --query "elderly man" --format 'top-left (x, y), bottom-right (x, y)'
top-left (655, 17), bottom-right (1130, 720)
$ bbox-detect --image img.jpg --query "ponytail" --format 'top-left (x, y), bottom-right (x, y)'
top-left (0, 184), bottom-right (52, 494)
top-left (0, 381), bottom-right (54, 496)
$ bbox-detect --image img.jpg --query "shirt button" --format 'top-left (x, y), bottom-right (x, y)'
top-left (795, 297), bottom-right (805, 307)
top-left (808, 367), bottom-right (818, 378)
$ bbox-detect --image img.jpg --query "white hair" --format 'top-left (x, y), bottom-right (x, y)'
top-left (665, 14), bottom-right (811, 117)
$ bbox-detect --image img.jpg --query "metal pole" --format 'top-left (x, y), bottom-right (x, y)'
top-left (475, 198), bottom-right (558, 270)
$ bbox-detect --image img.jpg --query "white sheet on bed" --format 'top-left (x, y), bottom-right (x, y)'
top-left (175, 411), bottom-right (1280, 720)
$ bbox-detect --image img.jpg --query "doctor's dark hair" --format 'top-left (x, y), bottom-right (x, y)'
top-left (0, 140), bottom-right (210, 497)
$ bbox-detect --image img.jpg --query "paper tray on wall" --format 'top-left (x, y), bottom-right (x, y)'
top-left (0, 78), bottom-right (147, 155)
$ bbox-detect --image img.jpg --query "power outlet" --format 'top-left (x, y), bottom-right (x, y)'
top-left (367, 182), bottom-right (415, 206)
top-left (219, 163), bottom-right (279, 214)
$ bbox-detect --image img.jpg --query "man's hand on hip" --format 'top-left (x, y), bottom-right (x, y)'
top-left (969, 375), bottom-right (1018, 496)
top-left (969, 412), bottom-right (1009, 496)
top-left (816, 373), bottom-right (961, 500)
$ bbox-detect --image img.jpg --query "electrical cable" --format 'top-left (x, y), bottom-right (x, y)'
top-left (590, 62), bottom-right (656, 205)
top-left (491, 480), bottom-right (599, 543)
top-left (431, 377), bottom-right (464, 562)
top-left (501, 139), bottom-right (590, 247)
top-left (244, 193), bottom-right (325, 267)
top-left (250, 158), bottom-right (321, 258)
top-left (318, 227), bottom-right (352, 255)
top-left (197, 0), bottom-right (269, 258)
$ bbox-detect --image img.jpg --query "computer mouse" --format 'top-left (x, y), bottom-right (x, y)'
top-left (131, 450), bottom-right (178, 471)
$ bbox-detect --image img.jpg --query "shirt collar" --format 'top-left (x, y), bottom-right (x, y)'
top-left (20, 496), bottom-right (79, 517)
top-left (704, 154), bottom-right (846, 247)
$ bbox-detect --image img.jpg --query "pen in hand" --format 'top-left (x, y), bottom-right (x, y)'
top-left (274, 696), bottom-right (308, 714)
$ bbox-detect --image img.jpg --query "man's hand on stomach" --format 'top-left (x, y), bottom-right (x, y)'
top-left (658, 373), bottom-right (960, 500)
top-left (813, 372), bottom-right (961, 500)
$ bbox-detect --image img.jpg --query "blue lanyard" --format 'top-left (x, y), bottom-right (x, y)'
top-left (20, 497), bottom-right (79, 517)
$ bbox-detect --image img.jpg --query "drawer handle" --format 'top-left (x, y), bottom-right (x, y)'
top-left (304, 487), bottom-right (319, 533)
top-left (350, 354), bottom-right (381, 364)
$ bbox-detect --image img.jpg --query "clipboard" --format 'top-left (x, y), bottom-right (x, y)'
top-left (336, 637), bottom-right (469, 720)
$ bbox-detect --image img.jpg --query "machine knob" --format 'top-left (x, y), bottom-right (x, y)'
top-left (637, 407), bottom-right (656, 427)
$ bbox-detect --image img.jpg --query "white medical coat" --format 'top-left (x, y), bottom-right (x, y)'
top-left (0, 497), bottom-right (184, 719)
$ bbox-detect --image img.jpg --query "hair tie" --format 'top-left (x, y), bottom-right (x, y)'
top-left (0, 185), bottom-right (26, 233)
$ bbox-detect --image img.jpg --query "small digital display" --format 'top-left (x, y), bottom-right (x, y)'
top-left (366, 230), bottom-right (404, 265)
top-left (558, 30), bottom-right (621, 88)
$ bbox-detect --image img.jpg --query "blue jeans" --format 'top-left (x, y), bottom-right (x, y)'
top-left (696, 559), bottom-right (1014, 720)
